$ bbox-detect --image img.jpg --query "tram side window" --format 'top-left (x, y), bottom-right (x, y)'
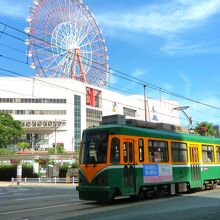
top-left (123, 141), bottom-right (134, 163)
top-left (216, 146), bottom-right (220, 162)
top-left (110, 137), bottom-right (120, 164)
top-left (139, 138), bottom-right (144, 162)
top-left (202, 145), bottom-right (214, 162)
top-left (171, 142), bottom-right (187, 162)
top-left (128, 142), bottom-right (133, 162)
top-left (148, 140), bottom-right (168, 162)
top-left (123, 142), bottom-right (128, 163)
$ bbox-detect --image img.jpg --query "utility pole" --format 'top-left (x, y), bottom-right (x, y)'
top-left (72, 136), bottom-right (74, 152)
top-left (54, 119), bottom-right (57, 154)
top-left (31, 133), bottom-right (35, 154)
top-left (143, 84), bottom-right (147, 121)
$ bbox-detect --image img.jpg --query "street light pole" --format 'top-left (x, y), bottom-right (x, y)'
top-left (172, 106), bottom-right (192, 128)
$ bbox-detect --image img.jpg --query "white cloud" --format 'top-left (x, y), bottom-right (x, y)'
top-left (179, 72), bottom-right (191, 97)
top-left (189, 96), bottom-right (220, 124)
top-left (108, 68), bottom-right (150, 94)
top-left (161, 40), bottom-right (207, 55)
top-left (0, 0), bottom-right (30, 19)
top-left (162, 82), bottom-right (173, 91)
top-left (98, 0), bottom-right (220, 36)
top-left (108, 74), bottom-right (118, 85)
top-left (131, 68), bottom-right (149, 78)
top-left (162, 38), bottom-right (220, 55)
top-left (97, 0), bottom-right (220, 55)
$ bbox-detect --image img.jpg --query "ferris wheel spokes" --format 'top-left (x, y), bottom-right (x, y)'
top-left (27, 0), bottom-right (108, 87)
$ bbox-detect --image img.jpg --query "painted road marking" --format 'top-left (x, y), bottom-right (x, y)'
top-left (0, 201), bottom-right (86, 216)
top-left (0, 193), bottom-right (41, 198)
top-left (0, 203), bottom-right (73, 215)
top-left (15, 194), bottom-right (71, 201)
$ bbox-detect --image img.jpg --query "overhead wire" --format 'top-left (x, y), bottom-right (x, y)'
top-left (0, 21), bottom-right (220, 124)
top-left (0, 50), bottom-right (217, 125)
top-left (0, 67), bottom-right (183, 123)
top-left (0, 56), bottom-right (182, 123)
top-left (2, 65), bottom-right (220, 126)
top-left (0, 21), bottom-right (216, 107)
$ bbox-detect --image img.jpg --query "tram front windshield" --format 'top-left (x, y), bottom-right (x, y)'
top-left (81, 132), bottom-right (108, 165)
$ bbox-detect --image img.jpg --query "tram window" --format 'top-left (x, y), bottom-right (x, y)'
top-left (81, 132), bottom-right (108, 164)
top-left (129, 142), bottom-right (133, 162)
top-left (110, 137), bottom-right (120, 164)
top-left (202, 145), bottom-right (214, 162)
top-left (138, 139), bottom-right (144, 162)
top-left (171, 142), bottom-right (187, 162)
top-left (216, 146), bottom-right (220, 162)
top-left (123, 142), bottom-right (128, 163)
top-left (148, 140), bottom-right (168, 162)
top-left (123, 141), bottom-right (134, 163)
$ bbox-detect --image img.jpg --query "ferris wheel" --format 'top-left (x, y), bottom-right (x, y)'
top-left (25, 0), bottom-right (108, 87)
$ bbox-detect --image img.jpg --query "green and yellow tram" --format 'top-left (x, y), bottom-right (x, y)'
top-left (76, 115), bottom-right (220, 202)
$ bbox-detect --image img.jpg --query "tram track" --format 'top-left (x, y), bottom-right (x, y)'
top-left (1, 186), bottom-right (220, 220)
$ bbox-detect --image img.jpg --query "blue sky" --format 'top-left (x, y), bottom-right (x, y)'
top-left (0, 0), bottom-right (220, 126)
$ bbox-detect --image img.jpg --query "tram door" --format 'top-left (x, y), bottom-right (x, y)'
top-left (189, 144), bottom-right (202, 188)
top-left (123, 139), bottom-right (136, 194)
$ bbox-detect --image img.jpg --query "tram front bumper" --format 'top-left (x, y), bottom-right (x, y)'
top-left (76, 185), bottom-right (115, 202)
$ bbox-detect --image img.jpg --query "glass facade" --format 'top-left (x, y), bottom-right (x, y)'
top-left (74, 95), bottom-right (81, 151)
top-left (86, 108), bottom-right (102, 127)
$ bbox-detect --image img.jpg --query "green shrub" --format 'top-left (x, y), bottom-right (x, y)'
top-left (48, 144), bottom-right (66, 154)
top-left (59, 164), bottom-right (68, 178)
top-left (0, 165), bottom-right (39, 181)
top-left (0, 165), bottom-right (16, 180)
top-left (72, 160), bottom-right (79, 168)
top-left (0, 149), bottom-right (16, 155)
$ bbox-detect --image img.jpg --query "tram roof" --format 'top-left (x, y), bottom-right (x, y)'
top-left (84, 124), bottom-right (220, 145)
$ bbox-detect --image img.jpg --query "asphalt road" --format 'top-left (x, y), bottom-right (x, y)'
top-left (1, 185), bottom-right (220, 220)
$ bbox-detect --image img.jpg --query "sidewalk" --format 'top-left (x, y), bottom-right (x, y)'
top-left (0, 181), bottom-right (11, 187)
top-left (0, 181), bottom-right (77, 187)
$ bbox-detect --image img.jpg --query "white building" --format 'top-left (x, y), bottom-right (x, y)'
top-left (0, 77), bottom-right (179, 151)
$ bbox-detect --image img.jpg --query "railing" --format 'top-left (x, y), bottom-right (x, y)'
top-left (11, 177), bottom-right (78, 185)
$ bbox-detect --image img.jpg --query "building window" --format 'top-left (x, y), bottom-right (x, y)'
top-left (0, 110), bottom-right (66, 115)
top-left (171, 142), bottom-right (187, 162)
top-left (0, 98), bottom-right (66, 104)
top-left (86, 108), bottom-right (102, 127)
top-left (123, 107), bottom-right (136, 117)
top-left (74, 95), bottom-right (81, 151)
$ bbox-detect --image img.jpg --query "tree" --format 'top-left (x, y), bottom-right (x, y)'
top-left (17, 141), bottom-right (29, 151)
top-left (0, 113), bottom-right (24, 148)
top-left (194, 121), bottom-right (216, 137)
